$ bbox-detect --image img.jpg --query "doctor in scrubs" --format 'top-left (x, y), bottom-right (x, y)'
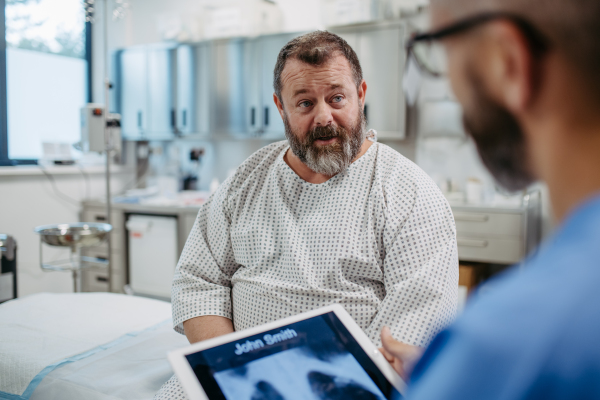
top-left (380, 0), bottom-right (600, 398)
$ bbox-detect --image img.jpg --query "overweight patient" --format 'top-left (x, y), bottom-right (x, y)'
top-left (155, 31), bottom-right (458, 399)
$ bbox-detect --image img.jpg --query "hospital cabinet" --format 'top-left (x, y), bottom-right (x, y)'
top-left (79, 205), bottom-right (127, 293)
top-left (116, 43), bottom-right (176, 140)
top-left (80, 201), bottom-right (199, 296)
top-left (454, 208), bottom-right (525, 264)
top-left (175, 45), bottom-right (195, 136)
top-left (126, 214), bottom-right (178, 299)
top-left (257, 33), bottom-right (299, 139)
top-left (213, 38), bottom-right (247, 136)
top-left (242, 37), bottom-right (264, 137)
top-left (114, 21), bottom-right (408, 140)
top-left (191, 42), bottom-right (212, 136)
top-left (452, 192), bottom-right (541, 265)
top-left (119, 48), bottom-right (147, 137)
top-left (147, 46), bottom-right (175, 138)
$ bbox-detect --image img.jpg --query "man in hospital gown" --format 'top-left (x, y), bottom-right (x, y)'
top-left (155, 31), bottom-right (458, 399)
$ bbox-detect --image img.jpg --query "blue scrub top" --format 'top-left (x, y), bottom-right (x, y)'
top-left (407, 194), bottom-right (600, 400)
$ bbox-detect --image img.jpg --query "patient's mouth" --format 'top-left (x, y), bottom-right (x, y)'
top-left (314, 136), bottom-right (337, 145)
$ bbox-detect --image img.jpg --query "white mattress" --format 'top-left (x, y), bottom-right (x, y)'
top-left (29, 321), bottom-right (188, 400)
top-left (0, 293), bottom-right (174, 399)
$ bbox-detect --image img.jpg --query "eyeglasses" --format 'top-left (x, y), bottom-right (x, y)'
top-left (406, 12), bottom-right (550, 77)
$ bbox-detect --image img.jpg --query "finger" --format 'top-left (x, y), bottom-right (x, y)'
top-left (380, 326), bottom-right (394, 348)
top-left (380, 326), bottom-right (402, 351)
top-left (381, 325), bottom-right (392, 337)
top-left (378, 347), bottom-right (394, 363)
top-left (381, 331), bottom-right (415, 358)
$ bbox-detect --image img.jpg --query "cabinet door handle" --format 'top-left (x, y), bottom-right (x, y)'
top-left (95, 215), bottom-right (106, 221)
top-left (457, 238), bottom-right (489, 248)
top-left (454, 213), bottom-right (490, 222)
top-left (251, 107), bottom-right (256, 126)
top-left (137, 111), bottom-right (142, 128)
top-left (171, 109), bottom-right (176, 128)
top-left (182, 109), bottom-right (187, 127)
top-left (264, 107), bottom-right (269, 126)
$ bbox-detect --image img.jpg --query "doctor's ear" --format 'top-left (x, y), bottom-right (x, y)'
top-left (483, 21), bottom-right (542, 113)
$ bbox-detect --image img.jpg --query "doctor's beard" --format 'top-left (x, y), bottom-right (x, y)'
top-left (284, 110), bottom-right (366, 176)
top-left (463, 71), bottom-right (536, 192)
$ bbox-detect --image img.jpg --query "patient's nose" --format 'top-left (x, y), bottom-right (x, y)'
top-left (314, 102), bottom-right (333, 126)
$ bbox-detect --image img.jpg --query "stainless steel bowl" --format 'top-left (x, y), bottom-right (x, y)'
top-left (34, 223), bottom-right (113, 249)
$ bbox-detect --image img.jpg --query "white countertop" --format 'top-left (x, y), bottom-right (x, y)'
top-left (82, 196), bottom-right (526, 216)
top-left (0, 165), bottom-right (133, 177)
top-left (83, 196), bottom-right (205, 215)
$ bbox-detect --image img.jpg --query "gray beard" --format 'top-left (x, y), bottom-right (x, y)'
top-left (284, 112), bottom-right (366, 176)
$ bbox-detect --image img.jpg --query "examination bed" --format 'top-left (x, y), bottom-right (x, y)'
top-left (0, 292), bottom-right (188, 400)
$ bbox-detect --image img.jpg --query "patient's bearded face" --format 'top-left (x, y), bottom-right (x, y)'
top-left (284, 110), bottom-right (365, 176)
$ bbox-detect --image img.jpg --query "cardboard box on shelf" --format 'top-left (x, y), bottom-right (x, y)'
top-left (459, 263), bottom-right (481, 295)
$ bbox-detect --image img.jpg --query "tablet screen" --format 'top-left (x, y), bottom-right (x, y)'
top-left (184, 311), bottom-right (403, 399)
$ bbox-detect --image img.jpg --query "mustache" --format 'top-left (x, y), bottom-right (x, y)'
top-left (305, 125), bottom-right (345, 145)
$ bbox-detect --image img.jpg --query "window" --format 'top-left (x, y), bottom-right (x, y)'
top-left (0, 0), bottom-right (90, 165)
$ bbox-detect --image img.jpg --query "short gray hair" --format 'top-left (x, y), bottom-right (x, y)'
top-left (273, 31), bottom-right (363, 105)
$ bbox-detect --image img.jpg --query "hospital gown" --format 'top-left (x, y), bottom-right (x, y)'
top-left (155, 140), bottom-right (458, 399)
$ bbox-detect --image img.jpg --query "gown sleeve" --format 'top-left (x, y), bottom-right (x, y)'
top-left (365, 171), bottom-right (459, 347)
top-left (171, 179), bottom-right (240, 334)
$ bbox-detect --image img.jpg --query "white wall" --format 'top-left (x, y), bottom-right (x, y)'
top-left (0, 168), bottom-right (132, 297)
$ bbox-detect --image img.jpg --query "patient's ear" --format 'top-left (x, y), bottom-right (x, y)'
top-left (358, 79), bottom-right (367, 109)
top-left (274, 93), bottom-right (285, 120)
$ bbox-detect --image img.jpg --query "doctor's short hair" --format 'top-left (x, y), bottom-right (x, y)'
top-left (273, 31), bottom-right (363, 104)
top-left (433, 0), bottom-right (600, 102)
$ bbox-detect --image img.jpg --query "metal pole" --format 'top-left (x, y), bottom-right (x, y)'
top-left (73, 269), bottom-right (79, 293)
top-left (75, 246), bottom-right (83, 292)
top-left (103, 0), bottom-right (113, 293)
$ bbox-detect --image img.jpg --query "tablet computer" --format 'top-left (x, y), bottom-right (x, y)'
top-left (168, 304), bottom-right (406, 400)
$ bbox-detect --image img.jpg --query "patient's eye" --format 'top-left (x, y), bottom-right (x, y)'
top-left (332, 95), bottom-right (343, 103)
top-left (299, 101), bottom-right (312, 108)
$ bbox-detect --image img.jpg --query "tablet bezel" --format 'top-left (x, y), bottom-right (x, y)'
top-left (168, 304), bottom-right (406, 400)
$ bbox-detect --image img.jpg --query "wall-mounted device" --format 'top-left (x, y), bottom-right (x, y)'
top-left (78, 104), bottom-right (122, 161)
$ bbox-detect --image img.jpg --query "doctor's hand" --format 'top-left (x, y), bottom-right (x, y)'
top-left (379, 326), bottom-right (424, 381)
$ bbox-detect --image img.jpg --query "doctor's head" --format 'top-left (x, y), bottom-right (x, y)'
top-left (274, 31), bottom-right (367, 176)
top-left (421, 0), bottom-right (600, 192)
